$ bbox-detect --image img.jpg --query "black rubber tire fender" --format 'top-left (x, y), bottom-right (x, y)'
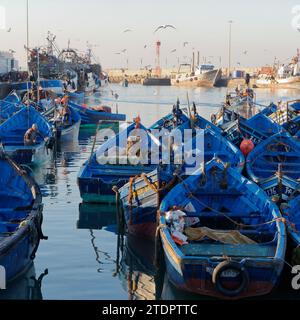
top-left (212, 260), bottom-right (249, 297)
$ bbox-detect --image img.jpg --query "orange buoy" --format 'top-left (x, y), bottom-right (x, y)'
top-left (240, 139), bottom-right (254, 156)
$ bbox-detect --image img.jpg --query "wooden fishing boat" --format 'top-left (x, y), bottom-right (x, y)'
top-left (212, 102), bottom-right (277, 128)
top-left (246, 131), bottom-right (300, 200)
top-left (0, 152), bottom-right (47, 284)
top-left (68, 101), bottom-right (126, 126)
top-left (49, 105), bottom-right (81, 142)
top-left (158, 158), bottom-right (286, 299)
top-left (222, 112), bottom-right (283, 147)
top-left (78, 121), bottom-right (158, 204)
top-left (0, 92), bottom-right (22, 122)
top-left (0, 106), bottom-right (54, 165)
top-left (10, 79), bottom-right (64, 97)
top-left (119, 127), bottom-right (245, 240)
top-left (78, 102), bottom-right (197, 204)
top-left (266, 100), bottom-right (300, 136)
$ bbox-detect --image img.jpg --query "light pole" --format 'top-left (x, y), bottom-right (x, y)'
top-left (228, 20), bottom-right (233, 77)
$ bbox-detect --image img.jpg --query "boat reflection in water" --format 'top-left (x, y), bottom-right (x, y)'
top-left (77, 203), bottom-right (117, 273)
top-left (0, 263), bottom-right (48, 300)
top-left (118, 235), bottom-right (163, 300)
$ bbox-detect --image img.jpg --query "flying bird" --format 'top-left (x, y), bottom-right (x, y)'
top-left (7, 27), bottom-right (11, 33)
top-left (154, 24), bottom-right (176, 33)
top-left (121, 49), bottom-right (127, 53)
top-left (123, 29), bottom-right (132, 33)
top-left (115, 52), bottom-right (121, 55)
top-left (183, 42), bottom-right (188, 47)
top-left (243, 50), bottom-right (248, 55)
top-left (170, 49), bottom-right (177, 53)
top-left (144, 44), bottom-right (147, 49)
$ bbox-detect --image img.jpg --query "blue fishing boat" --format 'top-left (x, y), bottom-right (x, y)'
top-left (268, 104), bottom-right (300, 136)
top-left (0, 152), bottom-right (46, 283)
top-left (212, 103), bottom-right (277, 128)
top-left (119, 127), bottom-right (245, 240)
top-left (78, 102), bottom-right (199, 204)
top-left (49, 105), bottom-right (81, 142)
top-left (78, 120), bottom-right (158, 204)
top-left (158, 158), bottom-right (286, 299)
top-left (0, 92), bottom-right (22, 120)
top-left (222, 112), bottom-right (283, 147)
top-left (68, 101), bottom-right (126, 126)
top-left (246, 131), bottom-right (300, 200)
top-left (11, 79), bottom-right (64, 97)
top-left (0, 106), bottom-right (54, 165)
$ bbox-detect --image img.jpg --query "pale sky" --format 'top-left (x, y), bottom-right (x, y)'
top-left (1, 0), bottom-right (300, 70)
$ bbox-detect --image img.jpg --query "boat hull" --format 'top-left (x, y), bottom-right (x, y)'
top-left (57, 120), bottom-right (81, 142)
top-left (172, 69), bottom-right (222, 87)
top-left (69, 103), bottom-right (126, 125)
top-left (161, 229), bottom-right (283, 299)
top-left (78, 163), bottom-right (155, 204)
top-left (3, 142), bottom-right (51, 166)
top-left (0, 209), bottom-right (42, 282)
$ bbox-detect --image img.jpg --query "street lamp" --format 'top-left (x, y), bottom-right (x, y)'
top-left (228, 20), bottom-right (233, 77)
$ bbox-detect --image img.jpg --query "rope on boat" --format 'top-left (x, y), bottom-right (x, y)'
top-left (175, 173), bottom-right (288, 229)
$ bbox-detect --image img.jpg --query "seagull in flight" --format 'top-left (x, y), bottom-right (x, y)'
top-left (144, 44), bottom-right (147, 49)
top-left (154, 24), bottom-right (176, 33)
top-left (115, 52), bottom-right (121, 55)
top-left (243, 50), bottom-right (248, 55)
top-left (7, 27), bottom-right (11, 33)
top-left (183, 42), bottom-right (188, 47)
top-left (121, 49), bottom-right (127, 53)
top-left (123, 29), bottom-right (132, 33)
top-left (170, 49), bottom-right (177, 53)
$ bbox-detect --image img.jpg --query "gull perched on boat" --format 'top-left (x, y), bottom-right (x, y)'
top-left (154, 24), bottom-right (176, 33)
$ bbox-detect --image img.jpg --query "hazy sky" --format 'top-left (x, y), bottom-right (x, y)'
top-left (1, 0), bottom-right (300, 70)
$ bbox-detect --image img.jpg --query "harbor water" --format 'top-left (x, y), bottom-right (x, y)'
top-left (1, 84), bottom-right (300, 300)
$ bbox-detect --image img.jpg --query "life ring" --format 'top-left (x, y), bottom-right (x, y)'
top-left (212, 261), bottom-right (249, 297)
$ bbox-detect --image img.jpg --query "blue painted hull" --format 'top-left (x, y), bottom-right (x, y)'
top-left (158, 158), bottom-right (286, 299)
top-left (78, 162), bottom-right (155, 203)
top-left (246, 131), bottom-right (300, 198)
top-left (69, 102), bottom-right (126, 125)
top-left (11, 80), bottom-right (64, 95)
top-left (0, 155), bottom-right (44, 283)
top-left (3, 141), bottom-right (52, 166)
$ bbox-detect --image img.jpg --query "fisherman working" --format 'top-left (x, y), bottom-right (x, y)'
top-left (24, 123), bottom-right (44, 146)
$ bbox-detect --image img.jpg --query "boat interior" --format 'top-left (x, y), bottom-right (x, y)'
top-left (162, 163), bottom-right (279, 258)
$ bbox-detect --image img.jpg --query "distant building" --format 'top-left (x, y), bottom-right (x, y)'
top-left (0, 51), bottom-right (19, 74)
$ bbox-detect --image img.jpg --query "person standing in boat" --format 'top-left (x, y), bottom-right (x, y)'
top-left (24, 124), bottom-right (45, 146)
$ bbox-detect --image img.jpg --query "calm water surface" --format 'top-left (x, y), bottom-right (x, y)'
top-left (2, 84), bottom-right (300, 300)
